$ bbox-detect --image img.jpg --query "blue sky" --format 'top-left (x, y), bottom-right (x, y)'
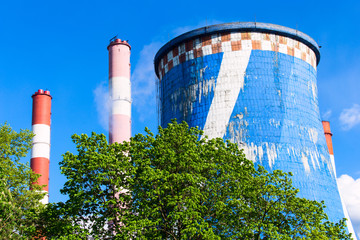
top-left (0, 0), bottom-right (359, 237)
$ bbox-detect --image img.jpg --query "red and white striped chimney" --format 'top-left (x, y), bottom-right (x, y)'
top-left (31, 89), bottom-right (52, 204)
top-left (322, 121), bottom-right (358, 239)
top-left (107, 39), bottom-right (131, 143)
top-left (322, 121), bottom-right (336, 175)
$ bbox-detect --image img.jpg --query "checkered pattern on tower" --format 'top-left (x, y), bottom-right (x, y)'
top-left (157, 32), bottom-right (317, 80)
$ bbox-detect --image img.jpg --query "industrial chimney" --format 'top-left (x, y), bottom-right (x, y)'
top-left (322, 121), bottom-right (357, 239)
top-left (322, 121), bottom-right (336, 175)
top-left (107, 38), bottom-right (131, 143)
top-left (31, 89), bottom-right (52, 204)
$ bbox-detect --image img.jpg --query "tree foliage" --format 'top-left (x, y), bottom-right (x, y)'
top-left (43, 120), bottom-right (352, 239)
top-left (0, 123), bottom-right (45, 239)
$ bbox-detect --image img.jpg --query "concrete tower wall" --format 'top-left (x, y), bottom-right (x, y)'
top-left (154, 22), bottom-right (349, 228)
top-left (31, 89), bottom-right (52, 204)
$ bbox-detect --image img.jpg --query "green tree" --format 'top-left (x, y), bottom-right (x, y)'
top-left (44, 120), bottom-right (352, 239)
top-left (0, 123), bottom-right (45, 239)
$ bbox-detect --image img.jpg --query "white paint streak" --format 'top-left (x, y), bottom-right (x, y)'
top-left (202, 50), bottom-right (251, 139)
top-left (330, 154), bottom-right (337, 177)
top-left (238, 142), bottom-right (278, 168)
top-left (309, 151), bottom-right (317, 170)
top-left (257, 145), bottom-right (264, 163)
top-left (321, 153), bottom-right (336, 178)
top-left (308, 128), bottom-right (318, 144)
top-left (269, 118), bottom-right (280, 128)
top-left (311, 82), bottom-right (317, 101)
top-left (265, 143), bottom-right (277, 168)
top-left (301, 153), bottom-right (310, 173)
top-left (242, 143), bottom-right (257, 162)
top-left (241, 143), bottom-right (264, 163)
top-left (169, 75), bottom-right (216, 114)
top-left (315, 153), bottom-right (321, 168)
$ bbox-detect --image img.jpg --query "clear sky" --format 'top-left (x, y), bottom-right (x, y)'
top-left (0, 0), bottom-right (359, 237)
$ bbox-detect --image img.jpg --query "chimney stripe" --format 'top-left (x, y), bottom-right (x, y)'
top-left (32, 124), bottom-right (51, 144)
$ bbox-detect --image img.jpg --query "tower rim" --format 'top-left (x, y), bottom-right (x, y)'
top-left (154, 21), bottom-right (320, 78)
top-left (107, 38), bottom-right (131, 50)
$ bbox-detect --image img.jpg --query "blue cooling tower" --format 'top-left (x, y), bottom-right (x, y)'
top-left (154, 22), bottom-right (351, 229)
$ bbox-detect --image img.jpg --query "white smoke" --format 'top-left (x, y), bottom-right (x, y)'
top-left (94, 21), bottom-right (225, 126)
top-left (170, 19), bottom-right (223, 37)
top-left (339, 104), bottom-right (360, 130)
top-left (322, 109), bottom-right (332, 120)
top-left (93, 41), bottom-right (161, 130)
top-left (93, 81), bottom-right (110, 131)
top-left (130, 21), bottom-right (224, 123)
top-left (131, 42), bottom-right (162, 122)
top-left (338, 174), bottom-right (360, 239)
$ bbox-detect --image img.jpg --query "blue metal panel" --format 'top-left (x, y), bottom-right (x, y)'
top-left (225, 50), bottom-right (344, 223)
top-left (161, 52), bottom-right (224, 130)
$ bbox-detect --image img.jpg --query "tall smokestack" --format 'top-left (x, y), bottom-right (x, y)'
top-left (107, 38), bottom-right (131, 143)
top-left (322, 121), bottom-right (358, 239)
top-left (31, 89), bottom-right (52, 204)
top-left (322, 121), bottom-right (335, 175)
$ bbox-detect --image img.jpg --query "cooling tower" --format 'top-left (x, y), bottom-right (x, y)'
top-left (154, 22), bottom-right (354, 233)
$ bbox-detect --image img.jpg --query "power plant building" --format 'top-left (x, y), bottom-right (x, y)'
top-left (154, 22), bottom-right (355, 234)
